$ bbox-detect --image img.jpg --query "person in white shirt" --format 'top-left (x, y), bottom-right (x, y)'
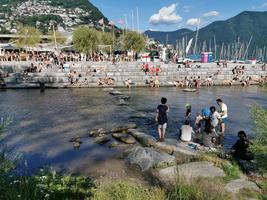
top-left (216, 98), bottom-right (228, 144)
top-left (210, 106), bottom-right (221, 129)
top-left (180, 121), bottom-right (194, 142)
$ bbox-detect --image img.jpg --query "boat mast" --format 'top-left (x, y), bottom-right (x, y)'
top-left (193, 18), bottom-right (200, 54)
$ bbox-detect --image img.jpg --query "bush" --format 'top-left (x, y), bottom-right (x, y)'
top-left (0, 169), bottom-right (95, 200)
top-left (251, 105), bottom-right (267, 144)
top-left (251, 105), bottom-right (267, 172)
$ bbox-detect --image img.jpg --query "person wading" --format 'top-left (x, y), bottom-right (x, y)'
top-left (216, 98), bottom-right (228, 145)
top-left (155, 97), bottom-right (169, 142)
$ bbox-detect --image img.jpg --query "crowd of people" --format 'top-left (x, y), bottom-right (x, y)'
top-left (0, 49), bottom-right (135, 63)
top-left (141, 63), bottom-right (162, 87)
top-left (155, 97), bottom-right (254, 161)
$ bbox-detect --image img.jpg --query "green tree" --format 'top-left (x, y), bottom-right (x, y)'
top-left (123, 31), bottom-right (146, 52)
top-left (73, 27), bottom-right (99, 54)
top-left (15, 26), bottom-right (41, 50)
top-left (99, 31), bottom-right (114, 52)
top-left (47, 30), bottom-right (66, 45)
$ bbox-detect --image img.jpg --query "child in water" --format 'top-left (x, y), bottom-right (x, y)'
top-left (194, 112), bottom-right (202, 142)
top-left (185, 104), bottom-right (192, 121)
top-left (156, 97), bottom-right (169, 142)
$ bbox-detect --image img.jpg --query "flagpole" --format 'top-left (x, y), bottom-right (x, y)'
top-left (136, 7), bottom-right (140, 33)
top-left (124, 14), bottom-right (128, 30)
top-left (131, 10), bottom-right (134, 31)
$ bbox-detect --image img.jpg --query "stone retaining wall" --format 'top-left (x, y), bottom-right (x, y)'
top-left (1, 61), bottom-right (267, 88)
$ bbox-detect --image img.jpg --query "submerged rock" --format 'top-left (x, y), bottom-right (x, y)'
top-left (112, 133), bottom-right (136, 144)
top-left (128, 129), bottom-right (156, 147)
top-left (107, 140), bottom-right (123, 148)
top-left (94, 136), bottom-right (111, 145)
top-left (73, 141), bottom-right (82, 149)
top-left (69, 137), bottom-right (81, 143)
top-left (225, 179), bottom-right (260, 194)
top-left (117, 99), bottom-right (127, 106)
top-left (118, 95), bottom-right (131, 100)
top-left (126, 146), bottom-right (176, 171)
top-left (130, 112), bottom-right (147, 119)
top-left (103, 88), bottom-right (114, 92)
top-left (155, 161), bottom-right (225, 185)
top-left (111, 123), bottom-right (137, 133)
top-left (109, 90), bottom-right (122, 95)
top-left (89, 128), bottom-right (109, 137)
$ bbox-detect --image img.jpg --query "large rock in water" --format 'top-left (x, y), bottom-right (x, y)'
top-left (225, 179), bottom-right (260, 194)
top-left (94, 136), bottom-right (111, 145)
top-left (126, 146), bottom-right (176, 172)
top-left (111, 123), bottom-right (137, 133)
top-left (89, 128), bottom-right (109, 137)
top-left (128, 129), bottom-right (156, 146)
top-left (112, 133), bottom-right (136, 144)
top-left (156, 161), bottom-right (225, 185)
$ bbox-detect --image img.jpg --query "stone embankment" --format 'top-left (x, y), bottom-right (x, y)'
top-left (0, 61), bottom-right (266, 88)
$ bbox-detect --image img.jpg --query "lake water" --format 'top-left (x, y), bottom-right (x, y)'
top-left (0, 86), bottom-right (266, 178)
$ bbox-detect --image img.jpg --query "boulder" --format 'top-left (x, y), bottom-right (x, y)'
top-left (89, 128), bottom-right (109, 137)
top-left (94, 136), bottom-right (111, 145)
top-left (128, 129), bottom-right (157, 147)
top-left (112, 133), bottom-right (136, 144)
top-left (156, 161), bottom-right (225, 185)
top-left (225, 179), bottom-right (260, 194)
top-left (111, 123), bottom-right (137, 133)
top-left (126, 146), bottom-right (176, 171)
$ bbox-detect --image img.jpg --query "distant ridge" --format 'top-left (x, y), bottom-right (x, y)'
top-left (144, 11), bottom-right (267, 49)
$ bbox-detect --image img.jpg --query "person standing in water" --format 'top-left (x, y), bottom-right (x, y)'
top-left (155, 97), bottom-right (169, 142)
top-left (185, 104), bottom-right (192, 122)
top-left (216, 98), bottom-right (228, 145)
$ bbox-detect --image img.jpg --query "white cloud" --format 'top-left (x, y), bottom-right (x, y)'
top-left (149, 4), bottom-right (182, 26)
top-left (203, 11), bottom-right (219, 17)
top-left (186, 18), bottom-right (200, 26)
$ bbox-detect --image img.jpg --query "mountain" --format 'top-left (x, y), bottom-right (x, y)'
top-left (144, 28), bottom-right (193, 44)
top-left (0, 0), bottom-right (110, 33)
top-left (144, 11), bottom-right (267, 49)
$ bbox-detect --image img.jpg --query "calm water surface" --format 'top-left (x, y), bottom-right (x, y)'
top-left (0, 86), bottom-right (266, 176)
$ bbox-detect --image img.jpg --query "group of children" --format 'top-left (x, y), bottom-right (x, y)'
top-left (155, 97), bottom-right (254, 161)
top-left (155, 97), bottom-right (228, 147)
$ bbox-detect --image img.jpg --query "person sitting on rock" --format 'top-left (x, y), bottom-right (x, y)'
top-left (180, 120), bottom-right (194, 142)
top-left (231, 131), bottom-right (254, 161)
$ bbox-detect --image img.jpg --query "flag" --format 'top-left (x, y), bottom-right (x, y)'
top-left (98, 18), bottom-right (104, 25)
top-left (118, 19), bottom-right (125, 25)
top-left (108, 20), bottom-right (115, 26)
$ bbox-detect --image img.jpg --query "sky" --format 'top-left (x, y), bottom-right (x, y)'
top-left (90, 0), bottom-right (267, 32)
